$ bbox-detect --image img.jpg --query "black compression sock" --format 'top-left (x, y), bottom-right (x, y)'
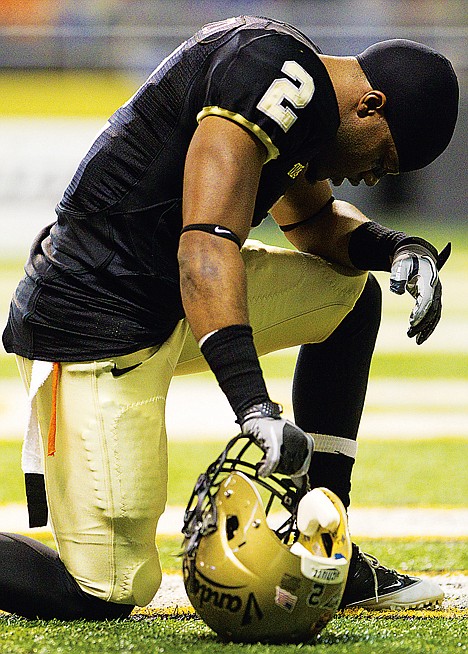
top-left (306, 452), bottom-right (355, 508)
top-left (0, 533), bottom-right (134, 620)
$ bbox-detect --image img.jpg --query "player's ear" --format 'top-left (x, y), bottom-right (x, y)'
top-left (357, 90), bottom-right (387, 117)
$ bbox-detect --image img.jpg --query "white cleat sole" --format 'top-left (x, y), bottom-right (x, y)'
top-left (345, 579), bottom-right (444, 611)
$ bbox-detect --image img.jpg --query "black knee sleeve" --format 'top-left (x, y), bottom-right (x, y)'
top-left (292, 274), bottom-right (381, 508)
top-left (293, 273), bottom-right (381, 438)
top-left (0, 533), bottom-right (134, 620)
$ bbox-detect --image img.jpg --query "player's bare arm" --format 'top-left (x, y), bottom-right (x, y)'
top-left (271, 172), bottom-right (369, 269)
top-left (272, 171), bottom-right (449, 344)
top-left (179, 115), bottom-right (313, 479)
top-left (178, 116), bottom-right (266, 341)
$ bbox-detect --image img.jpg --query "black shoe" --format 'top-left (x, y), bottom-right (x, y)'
top-left (340, 544), bottom-right (444, 610)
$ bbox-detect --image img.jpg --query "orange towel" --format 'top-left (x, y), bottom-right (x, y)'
top-left (47, 362), bottom-right (60, 456)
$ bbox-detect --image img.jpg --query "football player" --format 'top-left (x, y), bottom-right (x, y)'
top-left (1, 16), bottom-right (458, 619)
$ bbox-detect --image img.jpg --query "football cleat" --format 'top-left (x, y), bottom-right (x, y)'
top-left (340, 544), bottom-right (444, 610)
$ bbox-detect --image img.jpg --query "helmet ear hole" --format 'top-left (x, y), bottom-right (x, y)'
top-left (226, 514), bottom-right (239, 540)
top-left (321, 532), bottom-right (333, 557)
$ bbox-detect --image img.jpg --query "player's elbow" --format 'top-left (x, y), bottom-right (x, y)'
top-left (178, 231), bottom-right (222, 298)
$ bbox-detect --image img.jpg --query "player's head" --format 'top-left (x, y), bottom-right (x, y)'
top-left (356, 39), bottom-right (459, 172)
top-left (182, 435), bottom-right (351, 644)
top-left (315, 38), bottom-right (458, 187)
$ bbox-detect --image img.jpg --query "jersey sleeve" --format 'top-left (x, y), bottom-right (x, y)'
top-left (196, 31), bottom-right (323, 162)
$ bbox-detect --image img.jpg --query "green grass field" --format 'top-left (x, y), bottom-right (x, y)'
top-left (1, 220), bottom-right (467, 651)
top-left (0, 611), bottom-right (465, 654)
top-left (1, 438), bottom-right (467, 654)
top-left (0, 612), bottom-right (466, 654)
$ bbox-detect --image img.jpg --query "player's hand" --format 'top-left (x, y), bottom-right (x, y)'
top-left (390, 240), bottom-right (451, 345)
top-left (238, 401), bottom-right (314, 478)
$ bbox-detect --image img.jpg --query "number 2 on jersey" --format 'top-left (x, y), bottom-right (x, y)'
top-left (257, 60), bottom-right (315, 132)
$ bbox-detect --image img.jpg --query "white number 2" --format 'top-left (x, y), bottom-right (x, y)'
top-left (257, 60), bottom-right (315, 132)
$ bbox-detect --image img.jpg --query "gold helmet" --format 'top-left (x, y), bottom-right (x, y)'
top-left (182, 435), bottom-right (351, 643)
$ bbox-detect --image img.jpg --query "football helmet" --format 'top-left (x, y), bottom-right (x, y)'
top-left (182, 434), bottom-right (351, 643)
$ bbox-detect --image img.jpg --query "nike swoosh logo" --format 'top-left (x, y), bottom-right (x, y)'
top-left (111, 362), bottom-right (142, 377)
top-left (214, 226), bottom-right (231, 235)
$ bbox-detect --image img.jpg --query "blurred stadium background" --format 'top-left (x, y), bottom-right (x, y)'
top-left (0, 1), bottom-right (467, 514)
top-left (0, 0), bottom-right (466, 257)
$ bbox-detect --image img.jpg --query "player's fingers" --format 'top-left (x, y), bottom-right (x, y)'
top-left (407, 258), bottom-right (438, 326)
top-left (408, 287), bottom-right (432, 327)
top-left (413, 309), bottom-right (440, 344)
top-left (390, 256), bottom-right (415, 295)
top-left (407, 281), bottom-right (442, 344)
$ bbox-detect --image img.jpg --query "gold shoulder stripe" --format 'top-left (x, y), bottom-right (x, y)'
top-left (197, 106), bottom-right (280, 163)
top-left (288, 163), bottom-right (305, 179)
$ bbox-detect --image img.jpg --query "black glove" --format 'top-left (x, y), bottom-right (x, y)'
top-left (390, 240), bottom-right (451, 345)
top-left (238, 400), bottom-right (314, 478)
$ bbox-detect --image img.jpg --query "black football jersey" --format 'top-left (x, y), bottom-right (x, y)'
top-left (3, 15), bottom-right (339, 361)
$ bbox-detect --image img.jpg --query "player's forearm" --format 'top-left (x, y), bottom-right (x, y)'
top-left (284, 199), bottom-right (370, 268)
top-left (178, 230), bottom-right (249, 342)
top-left (179, 230), bottom-right (274, 418)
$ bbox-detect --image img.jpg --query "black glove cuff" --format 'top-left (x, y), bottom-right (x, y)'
top-left (348, 221), bottom-right (443, 273)
top-left (200, 324), bottom-right (270, 418)
top-left (348, 221), bottom-right (409, 271)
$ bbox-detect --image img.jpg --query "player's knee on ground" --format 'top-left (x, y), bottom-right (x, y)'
top-left (0, 532), bottom-right (135, 620)
top-left (61, 536), bottom-right (163, 607)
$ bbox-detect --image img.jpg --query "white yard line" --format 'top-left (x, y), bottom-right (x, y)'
top-left (1, 377), bottom-right (468, 441)
top-left (2, 503), bottom-right (468, 538)
top-left (162, 505), bottom-right (468, 538)
top-left (150, 572), bottom-right (468, 611)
